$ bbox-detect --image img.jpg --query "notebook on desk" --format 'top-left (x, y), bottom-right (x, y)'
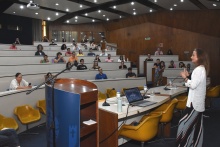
top-left (124, 87), bottom-right (156, 107)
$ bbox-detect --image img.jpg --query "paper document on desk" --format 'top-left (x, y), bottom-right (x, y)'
top-left (83, 119), bottom-right (97, 125)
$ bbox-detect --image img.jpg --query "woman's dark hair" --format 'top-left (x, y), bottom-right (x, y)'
top-left (194, 48), bottom-right (209, 75)
top-left (37, 44), bottom-right (43, 50)
top-left (56, 52), bottom-right (62, 57)
top-left (15, 72), bottom-right (21, 77)
top-left (167, 49), bottom-right (173, 55)
top-left (119, 55), bottom-right (124, 60)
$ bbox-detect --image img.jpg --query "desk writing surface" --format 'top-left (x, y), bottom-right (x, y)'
top-left (98, 95), bottom-right (170, 119)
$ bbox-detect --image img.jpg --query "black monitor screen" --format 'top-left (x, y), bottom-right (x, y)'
top-left (124, 87), bottom-right (143, 103)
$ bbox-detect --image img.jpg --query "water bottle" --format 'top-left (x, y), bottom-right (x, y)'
top-left (144, 85), bottom-right (148, 92)
top-left (117, 91), bottom-right (122, 112)
top-left (169, 80), bottom-right (172, 87)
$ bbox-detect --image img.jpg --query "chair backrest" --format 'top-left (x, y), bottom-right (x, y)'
top-left (14, 105), bottom-right (33, 116)
top-left (176, 96), bottom-right (188, 110)
top-left (106, 88), bottom-right (116, 98)
top-left (160, 98), bottom-right (178, 123)
top-left (207, 85), bottom-right (220, 98)
top-left (37, 100), bottom-right (46, 114)
top-left (98, 91), bottom-right (107, 100)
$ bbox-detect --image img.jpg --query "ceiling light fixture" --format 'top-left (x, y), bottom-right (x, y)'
top-left (103, 14), bottom-right (105, 17)
top-left (170, 8), bottom-right (173, 11)
top-left (20, 5), bottom-right (24, 9)
top-left (67, 20), bottom-right (69, 23)
top-left (35, 12), bottom-right (38, 15)
top-left (119, 16), bottom-right (122, 18)
top-left (13, 12), bottom-right (16, 13)
top-left (213, 3), bottom-right (217, 6)
top-left (149, 9), bottom-right (153, 12)
top-left (113, 6), bottom-right (116, 9)
top-left (133, 12), bottom-right (136, 15)
top-left (75, 20), bottom-right (77, 22)
top-left (92, 19), bottom-right (95, 22)
top-left (154, 0), bottom-right (157, 2)
top-left (106, 18), bottom-right (109, 21)
top-left (85, 13), bottom-right (88, 16)
top-left (75, 16), bottom-right (78, 19)
top-left (56, 12), bottom-right (59, 16)
top-left (55, 3), bottom-right (59, 6)
top-left (131, 2), bottom-right (134, 5)
top-left (47, 17), bottom-right (51, 20)
top-left (66, 8), bottom-right (69, 12)
top-left (133, 8), bottom-right (136, 10)
top-left (94, 0), bottom-right (97, 3)
top-left (80, 5), bottom-right (83, 8)
top-left (98, 10), bottom-right (101, 13)
top-left (180, 0), bottom-right (184, 2)
top-left (174, 4), bottom-right (177, 6)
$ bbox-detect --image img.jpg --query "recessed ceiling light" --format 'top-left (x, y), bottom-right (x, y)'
top-left (13, 12), bottom-right (16, 13)
top-left (75, 16), bottom-right (78, 19)
top-left (149, 9), bottom-right (153, 12)
top-left (113, 6), bottom-right (116, 9)
top-left (75, 20), bottom-right (77, 22)
top-left (35, 12), bottom-right (38, 15)
top-left (66, 8), bottom-right (69, 12)
top-left (106, 18), bottom-right (109, 21)
top-left (20, 5), bottom-right (24, 9)
top-left (85, 13), bottom-right (88, 16)
top-left (94, 0), bottom-right (97, 3)
top-left (119, 16), bottom-right (122, 18)
top-left (47, 17), bottom-right (51, 20)
top-left (55, 12), bottom-right (59, 16)
top-left (180, 0), bottom-right (184, 2)
top-left (98, 10), bottom-right (101, 13)
top-left (131, 2), bottom-right (134, 5)
top-left (103, 14), bottom-right (105, 17)
top-left (174, 4), bottom-right (177, 6)
top-left (133, 12), bottom-right (136, 15)
top-left (80, 5), bottom-right (83, 8)
top-left (55, 3), bottom-right (59, 6)
top-left (213, 3), bottom-right (217, 6)
top-left (67, 20), bottom-right (69, 23)
top-left (170, 8), bottom-right (173, 11)
top-left (154, 0), bottom-right (157, 2)
top-left (92, 19), bottom-right (95, 22)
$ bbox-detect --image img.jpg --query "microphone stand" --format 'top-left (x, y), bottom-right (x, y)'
top-left (102, 88), bottom-right (115, 106)
top-left (164, 75), bottom-right (180, 90)
top-left (26, 63), bottom-right (74, 147)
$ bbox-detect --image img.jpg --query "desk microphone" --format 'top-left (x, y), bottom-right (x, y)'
top-left (102, 88), bottom-right (115, 106)
top-left (164, 75), bottom-right (180, 90)
top-left (142, 88), bottom-right (150, 99)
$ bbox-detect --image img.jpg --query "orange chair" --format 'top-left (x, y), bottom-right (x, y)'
top-left (118, 113), bottom-right (162, 147)
top-left (175, 96), bottom-right (187, 116)
top-left (14, 105), bottom-right (41, 130)
top-left (106, 88), bottom-right (117, 98)
top-left (0, 114), bottom-right (18, 130)
top-left (206, 85), bottom-right (220, 108)
top-left (150, 98), bottom-right (178, 137)
top-left (37, 100), bottom-right (46, 115)
top-left (98, 91), bottom-right (107, 100)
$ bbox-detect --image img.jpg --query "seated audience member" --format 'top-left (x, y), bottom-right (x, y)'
top-left (77, 59), bottom-right (87, 70)
top-left (92, 61), bottom-right (100, 70)
top-left (155, 58), bottom-right (161, 67)
top-left (87, 48), bottom-right (96, 56)
top-left (49, 39), bottom-right (57, 45)
top-left (105, 54), bottom-right (114, 62)
top-left (99, 50), bottom-right (108, 56)
top-left (40, 54), bottom-right (49, 63)
top-left (179, 62), bottom-right (186, 68)
top-left (54, 52), bottom-right (66, 63)
top-left (72, 38), bottom-right (76, 45)
top-left (15, 38), bottom-right (20, 44)
top-left (35, 44), bottom-right (45, 56)
top-left (73, 44), bottom-right (80, 50)
top-left (95, 67), bottom-right (107, 80)
top-left (68, 51), bottom-right (78, 64)
top-left (94, 55), bottom-right (101, 62)
top-left (154, 63), bottom-right (161, 86)
top-left (168, 60), bottom-right (176, 68)
top-left (167, 49), bottom-right (173, 55)
top-left (154, 47), bottom-right (163, 55)
top-left (61, 44), bottom-right (67, 50)
top-left (9, 72), bottom-right (32, 90)
top-left (42, 36), bottom-right (49, 42)
top-left (9, 43), bottom-right (17, 50)
top-left (118, 55), bottom-right (125, 62)
top-left (119, 61), bottom-right (127, 69)
top-left (77, 49), bottom-right (84, 56)
top-left (0, 129), bottom-right (20, 147)
top-left (126, 67), bottom-right (136, 78)
top-left (62, 37), bottom-right (66, 42)
top-left (65, 48), bottom-right (72, 56)
top-left (145, 54), bottom-right (153, 61)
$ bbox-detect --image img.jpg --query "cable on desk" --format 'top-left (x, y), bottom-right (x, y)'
top-left (99, 104), bottom-right (130, 144)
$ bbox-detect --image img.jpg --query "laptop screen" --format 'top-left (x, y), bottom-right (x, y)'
top-left (124, 87), bottom-right (143, 103)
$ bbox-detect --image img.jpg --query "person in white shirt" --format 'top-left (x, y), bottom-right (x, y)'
top-left (9, 73), bottom-right (32, 90)
top-left (99, 50), bottom-right (108, 56)
top-left (177, 48), bottom-right (209, 147)
top-left (154, 47), bottom-right (163, 55)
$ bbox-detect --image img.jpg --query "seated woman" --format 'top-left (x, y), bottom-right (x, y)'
top-left (9, 43), bottom-right (17, 50)
top-left (65, 48), bottom-right (72, 56)
top-left (35, 44), bottom-right (45, 56)
top-left (105, 54), bottom-right (114, 62)
top-left (92, 61), bottom-right (100, 70)
top-left (167, 49), bottom-right (173, 55)
top-left (94, 55), bottom-right (101, 62)
top-left (119, 61), bottom-right (127, 69)
top-left (61, 44), bottom-right (67, 50)
top-left (168, 60), bottom-right (176, 68)
top-left (9, 72), bottom-right (32, 90)
top-left (179, 62), bottom-right (186, 68)
top-left (54, 52), bottom-right (66, 63)
top-left (126, 67), bottom-right (136, 78)
top-left (77, 49), bottom-right (84, 56)
top-left (118, 55), bottom-right (125, 62)
top-left (68, 51), bottom-right (78, 64)
top-left (40, 54), bottom-right (49, 63)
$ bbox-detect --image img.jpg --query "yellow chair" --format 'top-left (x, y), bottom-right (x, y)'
top-left (175, 96), bottom-right (187, 116)
top-left (37, 100), bottom-right (46, 115)
top-left (0, 114), bottom-right (18, 130)
top-left (150, 98), bottom-right (178, 137)
top-left (98, 91), bottom-right (107, 100)
top-left (118, 113), bottom-right (162, 147)
top-left (106, 88), bottom-right (117, 98)
top-left (14, 105), bottom-right (41, 130)
top-left (206, 85), bottom-right (220, 108)
top-left (137, 86), bottom-right (144, 91)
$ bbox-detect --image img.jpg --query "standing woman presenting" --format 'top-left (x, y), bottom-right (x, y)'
top-left (177, 48), bottom-right (209, 147)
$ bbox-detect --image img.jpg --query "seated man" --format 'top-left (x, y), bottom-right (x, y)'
top-left (126, 67), bottom-right (136, 78)
top-left (77, 59), bottom-right (87, 70)
top-left (0, 129), bottom-right (20, 147)
top-left (65, 48), bottom-right (72, 56)
top-left (95, 67), bottom-right (107, 80)
top-left (9, 72), bottom-right (32, 90)
top-left (40, 54), bottom-right (49, 63)
top-left (54, 52), bottom-right (66, 63)
top-left (145, 54), bottom-right (153, 61)
top-left (49, 39), bottom-right (57, 45)
top-left (87, 48), bottom-right (96, 56)
top-left (154, 47), bottom-right (163, 55)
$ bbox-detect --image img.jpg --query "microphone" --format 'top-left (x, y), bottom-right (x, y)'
top-left (142, 88), bottom-right (150, 99)
top-left (164, 75), bottom-right (180, 90)
top-left (102, 88), bottom-right (115, 106)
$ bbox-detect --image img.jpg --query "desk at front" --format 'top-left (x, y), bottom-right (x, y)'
top-left (98, 85), bottom-right (187, 147)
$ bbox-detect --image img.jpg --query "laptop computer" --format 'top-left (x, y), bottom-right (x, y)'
top-left (124, 87), bottom-right (156, 107)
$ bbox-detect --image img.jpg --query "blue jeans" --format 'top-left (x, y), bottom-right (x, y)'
top-left (0, 129), bottom-right (20, 147)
